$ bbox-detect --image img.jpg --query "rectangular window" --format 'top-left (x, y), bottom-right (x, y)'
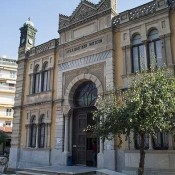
top-left (5, 121), bottom-right (11, 126)
top-left (132, 44), bottom-right (145, 73)
top-left (148, 40), bottom-right (163, 68)
top-left (35, 74), bottom-right (40, 93)
top-left (43, 71), bottom-right (48, 91)
top-left (6, 109), bottom-right (12, 116)
top-left (155, 40), bottom-right (163, 66)
top-left (135, 133), bottom-right (149, 150)
top-left (148, 42), bottom-right (156, 64)
top-left (153, 132), bottom-right (169, 150)
top-left (133, 47), bottom-right (139, 72)
top-left (10, 71), bottom-right (16, 78)
top-left (139, 45), bottom-right (145, 70)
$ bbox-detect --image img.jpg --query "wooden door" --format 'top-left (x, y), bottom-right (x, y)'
top-left (72, 110), bottom-right (87, 165)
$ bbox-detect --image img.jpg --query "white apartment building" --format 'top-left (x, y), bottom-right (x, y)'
top-left (0, 57), bottom-right (17, 154)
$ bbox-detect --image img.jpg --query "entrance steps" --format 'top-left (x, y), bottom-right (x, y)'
top-left (96, 169), bottom-right (127, 175)
top-left (16, 166), bottom-right (127, 175)
top-left (16, 171), bottom-right (95, 175)
top-left (16, 165), bottom-right (97, 175)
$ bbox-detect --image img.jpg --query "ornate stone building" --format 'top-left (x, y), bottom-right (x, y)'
top-left (8, 0), bottom-right (175, 174)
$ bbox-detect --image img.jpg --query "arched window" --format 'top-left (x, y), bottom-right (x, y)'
top-left (38, 115), bottom-right (45, 148)
top-left (33, 65), bottom-right (40, 93)
top-left (153, 132), bottom-right (169, 150)
top-left (132, 34), bottom-right (145, 72)
top-left (147, 29), bottom-right (163, 67)
top-left (74, 81), bottom-right (98, 107)
top-left (29, 116), bottom-right (37, 148)
top-left (41, 62), bottom-right (49, 92)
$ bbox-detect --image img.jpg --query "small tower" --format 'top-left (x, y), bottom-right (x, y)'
top-left (8, 19), bottom-right (37, 169)
top-left (19, 18), bottom-right (37, 58)
top-left (110, 0), bottom-right (117, 14)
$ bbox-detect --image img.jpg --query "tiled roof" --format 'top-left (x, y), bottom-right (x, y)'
top-left (0, 126), bottom-right (12, 133)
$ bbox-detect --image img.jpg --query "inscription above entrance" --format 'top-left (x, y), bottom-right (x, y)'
top-left (66, 39), bottom-right (102, 54)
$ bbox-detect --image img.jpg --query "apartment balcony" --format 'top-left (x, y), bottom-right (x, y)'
top-left (0, 73), bottom-right (17, 81)
top-left (0, 60), bottom-right (17, 67)
top-left (0, 86), bottom-right (15, 93)
top-left (0, 112), bottom-right (13, 119)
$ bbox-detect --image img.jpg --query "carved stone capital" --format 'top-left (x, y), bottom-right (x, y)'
top-left (63, 106), bottom-right (71, 116)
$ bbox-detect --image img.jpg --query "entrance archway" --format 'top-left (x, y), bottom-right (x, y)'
top-left (72, 81), bottom-right (98, 166)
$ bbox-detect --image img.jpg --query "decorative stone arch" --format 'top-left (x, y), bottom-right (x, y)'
top-left (38, 114), bottom-right (45, 123)
top-left (147, 26), bottom-right (160, 37)
top-left (131, 32), bottom-right (141, 41)
top-left (63, 73), bottom-right (103, 113)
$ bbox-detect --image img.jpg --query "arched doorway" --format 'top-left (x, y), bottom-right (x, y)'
top-left (72, 81), bottom-right (98, 166)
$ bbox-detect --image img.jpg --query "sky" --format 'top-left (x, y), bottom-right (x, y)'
top-left (0, 0), bottom-right (151, 59)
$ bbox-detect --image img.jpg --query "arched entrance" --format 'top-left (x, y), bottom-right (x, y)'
top-left (72, 81), bottom-right (98, 166)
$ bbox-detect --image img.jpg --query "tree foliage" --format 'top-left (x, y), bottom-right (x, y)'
top-left (91, 67), bottom-right (175, 175)
top-left (0, 131), bottom-right (8, 145)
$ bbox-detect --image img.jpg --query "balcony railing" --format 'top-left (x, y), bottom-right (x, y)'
top-left (0, 73), bottom-right (16, 79)
top-left (0, 86), bottom-right (15, 91)
top-left (0, 61), bottom-right (17, 66)
top-left (0, 112), bottom-right (13, 117)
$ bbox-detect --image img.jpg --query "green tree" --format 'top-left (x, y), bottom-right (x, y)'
top-left (92, 68), bottom-right (175, 175)
top-left (0, 130), bottom-right (8, 145)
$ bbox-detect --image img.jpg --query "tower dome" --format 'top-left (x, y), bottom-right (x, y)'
top-left (23, 18), bottom-right (34, 27)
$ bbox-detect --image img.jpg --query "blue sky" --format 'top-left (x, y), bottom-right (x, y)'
top-left (0, 0), bottom-right (151, 59)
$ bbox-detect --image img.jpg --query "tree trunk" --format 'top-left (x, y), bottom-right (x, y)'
top-left (138, 133), bottom-right (145, 175)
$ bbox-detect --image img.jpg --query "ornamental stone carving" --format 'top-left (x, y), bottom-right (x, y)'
top-left (59, 0), bottom-right (116, 32)
top-left (112, 0), bottom-right (175, 28)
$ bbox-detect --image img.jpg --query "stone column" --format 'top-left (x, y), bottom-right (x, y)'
top-left (122, 46), bottom-right (127, 75)
top-left (25, 125), bottom-right (29, 147)
top-left (47, 70), bottom-right (50, 91)
top-left (129, 131), bottom-right (135, 150)
top-left (47, 124), bottom-right (51, 148)
top-left (143, 40), bottom-right (148, 69)
top-left (149, 135), bottom-right (153, 150)
top-left (126, 45), bottom-right (132, 74)
top-left (168, 134), bottom-right (173, 150)
top-left (160, 35), bottom-right (166, 65)
top-left (44, 124), bottom-right (48, 148)
top-left (64, 114), bottom-right (69, 153)
top-left (29, 75), bottom-right (33, 94)
top-left (69, 114), bottom-right (73, 154)
top-left (35, 124), bottom-right (39, 148)
top-left (164, 34), bottom-right (173, 65)
top-left (100, 138), bottom-right (104, 153)
top-left (49, 69), bottom-right (53, 90)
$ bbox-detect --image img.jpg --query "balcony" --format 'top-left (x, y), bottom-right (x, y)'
top-left (0, 112), bottom-right (13, 119)
top-left (0, 86), bottom-right (15, 92)
top-left (0, 73), bottom-right (17, 80)
top-left (0, 59), bottom-right (17, 67)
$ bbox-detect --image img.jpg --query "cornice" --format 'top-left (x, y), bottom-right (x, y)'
top-left (113, 7), bottom-right (170, 31)
top-left (112, 0), bottom-right (174, 29)
top-left (22, 101), bottom-right (53, 109)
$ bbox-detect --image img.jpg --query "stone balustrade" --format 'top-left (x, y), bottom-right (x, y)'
top-left (112, 0), bottom-right (175, 28)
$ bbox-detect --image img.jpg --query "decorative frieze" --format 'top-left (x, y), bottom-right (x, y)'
top-left (27, 39), bottom-right (59, 57)
top-left (59, 50), bottom-right (112, 72)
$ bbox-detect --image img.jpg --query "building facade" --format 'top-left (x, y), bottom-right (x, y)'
top-left (9, 0), bottom-right (175, 174)
top-left (0, 57), bottom-right (17, 155)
